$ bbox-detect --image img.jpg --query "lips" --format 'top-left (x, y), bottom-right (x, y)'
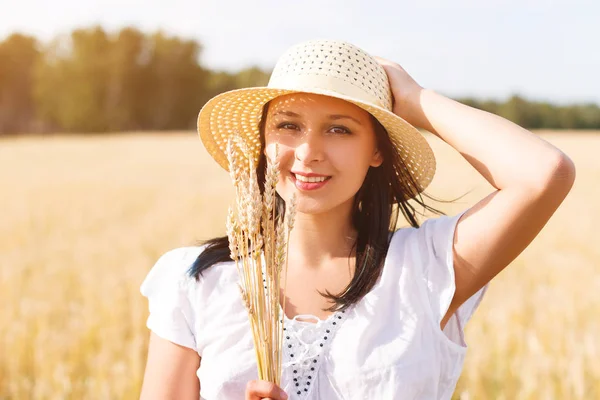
top-left (290, 172), bottom-right (332, 191)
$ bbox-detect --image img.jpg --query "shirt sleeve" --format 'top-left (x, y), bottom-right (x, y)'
top-left (140, 247), bottom-right (199, 350)
top-left (415, 210), bottom-right (489, 347)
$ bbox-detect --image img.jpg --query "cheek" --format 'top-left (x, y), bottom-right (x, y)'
top-left (330, 141), bottom-right (374, 173)
top-left (329, 143), bottom-right (374, 193)
top-left (264, 142), bottom-right (277, 161)
top-left (265, 141), bottom-right (295, 166)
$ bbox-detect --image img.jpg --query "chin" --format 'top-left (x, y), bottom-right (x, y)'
top-left (288, 196), bottom-right (323, 214)
top-left (292, 194), bottom-right (355, 217)
top-left (295, 202), bottom-right (330, 215)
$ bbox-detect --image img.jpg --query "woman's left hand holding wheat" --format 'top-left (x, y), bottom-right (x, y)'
top-left (245, 380), bottom-right (288, 400)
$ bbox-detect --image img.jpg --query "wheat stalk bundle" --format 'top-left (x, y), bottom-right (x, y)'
top-left (225, 136), bottom-right (297, 384)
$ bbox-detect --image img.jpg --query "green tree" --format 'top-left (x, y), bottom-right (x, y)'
top-left (0, 33), bottom-right (40, 134)
top-left (105, 27), bottom-right (147, 131)
top-left (234, 66), bottom-right (271, 88)
top-left (34, 27), bottom-right (211, 132)
top-left (34, 26), bottom-right (112, 132)
top-left (0, 25), bottom-right (594, 134)
top-left (137, 31), bottom-right (208, 130)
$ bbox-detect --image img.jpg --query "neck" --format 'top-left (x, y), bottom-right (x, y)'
top-left (286, 201), bottom-right (357, 269)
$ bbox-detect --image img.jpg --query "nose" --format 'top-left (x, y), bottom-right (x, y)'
top-left (294, 132), bottom-right (325, 163)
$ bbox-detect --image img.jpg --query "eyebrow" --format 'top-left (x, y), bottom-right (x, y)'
top-left (272, 110), bottom-right (363, 126)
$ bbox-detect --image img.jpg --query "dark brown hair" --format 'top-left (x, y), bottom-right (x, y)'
top-left (188, 101), bottom-right (461, 312)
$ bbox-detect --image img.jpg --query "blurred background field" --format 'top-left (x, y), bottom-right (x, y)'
top-left (2, 1), bottom-right (600, 399)
top-left (1, 131), bottom-right (598, 399)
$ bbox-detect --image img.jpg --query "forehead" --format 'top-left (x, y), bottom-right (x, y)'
top-left (268, 92), bottom-right (369, 119)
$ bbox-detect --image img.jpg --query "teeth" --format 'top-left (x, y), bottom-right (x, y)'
top-left (295, 174), bottom-right (328, 183)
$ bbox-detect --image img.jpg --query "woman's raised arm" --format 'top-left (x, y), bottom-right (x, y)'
top-left (376, 57), bottom-right (576, 329)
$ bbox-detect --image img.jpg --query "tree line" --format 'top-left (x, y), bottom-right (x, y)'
top-left (0, 26), bottom-right (598, 135)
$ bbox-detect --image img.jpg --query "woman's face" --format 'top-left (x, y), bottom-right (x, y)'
top-left (264, 93), bottom-right (383, 215)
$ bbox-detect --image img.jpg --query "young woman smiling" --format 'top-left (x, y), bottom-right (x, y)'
top-left (139, 40), bottom-right (575, 400)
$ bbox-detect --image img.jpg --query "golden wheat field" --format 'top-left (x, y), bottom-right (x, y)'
top-left (1, 131), bottom-right (598, 399)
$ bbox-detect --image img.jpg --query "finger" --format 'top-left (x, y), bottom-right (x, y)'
top-left (373, 55), bottom-right (393, 66)
top-left (245, 380), bottom-right (288, 400)
top-left (373, 55), bottom-right (385, 63)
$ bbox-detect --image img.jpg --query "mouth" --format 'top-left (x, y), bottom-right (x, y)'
top-left (290, 172), bottom-right (332, 191)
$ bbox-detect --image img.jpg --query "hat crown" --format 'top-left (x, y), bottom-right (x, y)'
top-left (268, 40), bottom-right (393, 110)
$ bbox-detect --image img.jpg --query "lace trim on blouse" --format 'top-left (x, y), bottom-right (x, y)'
top-left (282, 308), bottom-right (351, 398)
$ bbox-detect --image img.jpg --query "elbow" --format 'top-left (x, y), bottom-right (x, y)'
top-left (534, 152), bottom-right (576, 195)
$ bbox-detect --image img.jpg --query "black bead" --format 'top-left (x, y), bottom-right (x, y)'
top-left (319, 343), bottom-right (323, 347)
top-left (307, 382), bottom-right (311, 386)
top-left (304, 388), bottom-right (308, 392)
top-left (291, 354), bottom-right (294, 357)
top-left (295, 383), bottom-right (299, 387)
top-left (326, 330), bottom-right (330, 333)
top-left (286, 336), bottom-right (290, 339)
top-left (313, 359), bottom-right (317, 363)
top-left (311, 367), bottom-right (315, 371)
top-left (288, 345), bottom-right (292, 348)
top-left (293, 370), bottom-right (297, 373)
top-left (294, 378), bottom-right (297, 381)
top-left (297, 391), bottom-right (301, 394)
top-left (308, 376), bottom-right (312, 379)
top-left (333, 322), bottom-right (337, 325)
top-left (324, 336), bottom-right (328, 340)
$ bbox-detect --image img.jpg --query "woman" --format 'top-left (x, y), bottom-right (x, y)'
top-left (139, 40), bottom-right (575, 400)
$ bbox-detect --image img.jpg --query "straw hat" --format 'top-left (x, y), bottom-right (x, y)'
top-left (197, 39), bottom-right (436, 196)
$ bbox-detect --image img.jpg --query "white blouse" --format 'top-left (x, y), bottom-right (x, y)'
top-left (140, 210), bottom-right (488, 400)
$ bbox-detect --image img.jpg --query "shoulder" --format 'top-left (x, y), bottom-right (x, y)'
top-left (389, 211), bottom-right (466, 258)
top-left (139, 246), bottom-right (207, 350)
top-left (384, 211), bottom-right (467, 297)
top-left (141, 244), bottom-right (240, 303)
top-left (140, 246), bottom-right (206, 297)
top-left (155, 246), bottom-right (206, 268)
top-left (388, 210), bottom-right (487, 330)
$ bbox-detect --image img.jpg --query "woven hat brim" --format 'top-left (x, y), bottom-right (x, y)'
top-left (197, 86), bottom-right (436, 196)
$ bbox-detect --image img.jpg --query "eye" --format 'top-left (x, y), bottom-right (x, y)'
top-left (330, 125), bottom-right (351, 135)
top-left (277, 122), bottom-right (299, 130)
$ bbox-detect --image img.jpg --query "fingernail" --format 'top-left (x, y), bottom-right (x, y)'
top-left (280, 389), bottom-right (288, 399)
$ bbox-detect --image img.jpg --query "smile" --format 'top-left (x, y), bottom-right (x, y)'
top-left (295, 174), bottom-right (328, 183)
top-left (291, 173), bottom-right (332, 190)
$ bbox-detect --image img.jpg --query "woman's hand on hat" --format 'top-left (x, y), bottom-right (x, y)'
top-left (374, 56), bottom-right (424, 128)
top-left (245, 380), bottom-right (288, 400)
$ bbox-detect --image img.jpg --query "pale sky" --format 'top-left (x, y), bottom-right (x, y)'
top-left (2, 0), bottom-right (598, 104)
